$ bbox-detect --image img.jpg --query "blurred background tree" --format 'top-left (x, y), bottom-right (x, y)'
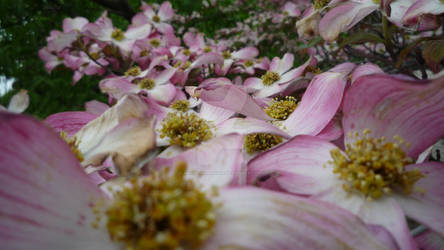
top-left (0, 0), bottom-right (247, 118)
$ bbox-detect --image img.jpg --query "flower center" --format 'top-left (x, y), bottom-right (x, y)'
top-left (106, 162), bottom-right (216, 250)
top-left (203, 47), bottom-right (212, 53)
top-left (261, 71), bottom-right (280, 86)
top-left (264, 96), bottom-right (298, 120)
top-left (244, 60), bottom-right (254, 67)
top-left (60, 131), bottom-right (84, 162)
top-left (140, 50), bottom-right (150, 57)
top-left (222, 50), bottom-right (231, 59)
top-left (282, 11), bottom-right (289, 16)
top-left (152, 15), bottom-right (161, 23)
top-left (329, 130), bottom-right (423, 200)
top-left (160, 112), bottom-right (213, 148)
top-left (183, 49), bottom-right (191, 56)
top-left (138, 78), bottom-right (156, 90)
top-left (111, 29), bottom-right (125, 41)
top-left (125, 66), bottom-right (142, 77)
top-left (170, 100), bottom-right (190, 112)
top-left (313, 0), bottom-right (329, 9)
top-left (150, 39), bottom-right (161, 48)
top-left (244, 133), bottom-right (283, 154)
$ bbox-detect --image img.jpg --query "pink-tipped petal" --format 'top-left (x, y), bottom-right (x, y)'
top-left (216, 118), bottom-right (291, 139)
top-left (200, 84), bottom-right (271, 120)
top-left (203, 187), bottom-right (397, 250)
top-left (84, 100), bottom-right (109, 115)
top-left (158, 1), bottom-right (174, 20)
top-left (343, 74), bottom-right (444, 158)
top-left (282, 71), bottom-right (345, 137)
top-left (45, 111), bottom-right (98, 137)
top-left (244, 77), bottom-right (263, 92)
top-left (248, 135), bottom-right (339, 195)
top-left (199, 102), bottom-right (235, 125)
top-left (147, 83), bottom-right (177, 105)
top-left (0, 113), bottom-right (116, 250)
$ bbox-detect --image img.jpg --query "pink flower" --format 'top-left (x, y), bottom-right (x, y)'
top-left (0, 111), bottom-right (400, 250)
top-left (272, 2), bottom-right (301, 23)
top-left (403, 0), bottom-right (444, 30)
top-left (248, 73), bottom-right (444, 250)
top-left (132, 1), bottom-right (175, 34)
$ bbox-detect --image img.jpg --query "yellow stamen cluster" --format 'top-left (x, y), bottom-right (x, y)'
top-left (313, 0), bottom-right (330, 10)
top-left (261, 71), bottom-right (281, 86)
top-left (244, 60), bottom-right (254, 67)
top-left (183, 49), bottom-right (191, 56)
top-left (149, 39), bottom-right (161, 48)
top-left (170, 100), bottom-right (190, 112)
top-left (106, 162), bottom-right (216, 250)
top-left (244, 133), bottom-right (283, 154)
top-left (152, 15), bottom-right (161, 23)
top-left (89, 52), bottom-right (100, 60)
top-left (203, 47), bottom-right (212, 53)
top-left (60, 131), bottom-right (84, 162)
top-left (111, 29), bottom-right (125, 41)
top-left (264, 96), bottom-right (298, 120)
top-left (222, 50), bottom-right (231, 59)
top-left (138, 78), bottom-right (156, 90)
top-left (160, 112), bottom-right (213, 148)
top-left (282, 11), bottom-right (289, 16)
top-left (329, 130), bottom-right (423, 200)
top-left (125, 66), bottom-right (142, 77)
top-left (140, 50), bottom-right (150, 57)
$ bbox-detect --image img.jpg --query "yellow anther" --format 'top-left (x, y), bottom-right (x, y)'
top-left (152, 15), bottom-right (161, 23)
top-left (261, 71), bottom-right (281, 86)
top-left (149, 39), bottom-right (161, 48)
top-left (170, 100), bottom-right (190, 112)
top-left (264, 96), bottom-right (298, 120)
top-left (203, 47), bottom-right (212, 53)
top-left (329, 130), bottom-right (423, 200)
top-left (124, 66), bottom-right (142, 77)
top-left (60, 131), bottom-right (84, 162)
top-left (138, 78), bottom-right (156, 90)
top-left (244, 133), bottom-right (283, 154)
top-left (244, 60), bottom-right (254, 67)
top-left (222, 50), bottom-right (231, 59)
top-left (111, 29), bottom-right (125, 41)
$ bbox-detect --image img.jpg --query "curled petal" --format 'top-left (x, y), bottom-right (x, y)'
top-left (216, 117), bottom-right (290, 139)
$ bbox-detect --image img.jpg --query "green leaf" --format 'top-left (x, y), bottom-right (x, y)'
top-left (338, 32), bottom-right (384, 49)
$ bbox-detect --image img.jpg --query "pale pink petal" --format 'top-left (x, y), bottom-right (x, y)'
top-left (414, 230), bottom-right (444, 250)
top-left (188, 52), bottom-right (224, 69)
top-left (254, 83), bottom-right (285, 98)
top-left (154, 134), bottom-right (244, 189)
top-left (99, 77), bottom-right (138, 100)
top-left (231, 47), bottom-right (259, 60)
top-left (62, 17), bottom-right (88, 32)
top-left (203, 187), bottom-right (397, 250)
top-left (45, 111), bottom-right (98, 137)
top-left (319, 2), bottom-right (378, 41)
top-left (199, 102), bottom-right (235, 125)
top-left (47, 31), bottom-right (78, 52)
top-left (283, 2), bottom-right (301, 16)
top-left (124, 23), bottom-right (152, 40)
top-left (386, 0), bottom-right (416, 27)
top-left (148, 83), bottom-right (179, 105)
top-left (158, 1), bottom-right (174, 21)
top-left (200, 84), bottom-right (271, 120)
top-left (216, 118), bottom-right (290, 139)
top-left (0, 113), bottom-right (116, 249)
top-left (329, 62), bottom-right (356, 74)
top-left (282, 71), bottom-right (345, 137)
top-left (351, 63), bottom-right (384, 83)
top-left (152, 66), bottom-right (177, 84)
top-left (271, 53), bottom-right (294, 75)
top-left (403, 0), bottom-right (444, 26)
top-left (84, 100), bottom-right (109, 115)
top-left (277, 56), bottom-right (313, 83)
top-left (343, 74), bottom-right (444, 158)
top-left (393, 162), bottom-right (444, 237)
top-left (316, 116), bottom-right (344, 140)
top-left (247, 135), bottom-right (339, 195)
top-left (244, 77), bottom-right (263, 92)
top-left (7, 90), bottom-right (29, 113)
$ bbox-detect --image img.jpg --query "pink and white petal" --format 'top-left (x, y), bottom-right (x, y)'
top-left (203, 187), bottom-right (397, 250)
top-left (248, 135), bottom-right (339, 195)
top-left (282, 72), bottom-right (345, 137)
top-left (189, 52), bottom-right (224, 69)
top-left (200, 84), bottom-right (271, 120)
top-left (84, 100), bottom-right (109, 115)
top-left (82, 117), bottom-right (156, 174)
top-left (319, 3), bottom-right (378, 41)
top-left (154, 134), bottom-right (244, 189)
top-left (316, 117), bottom-right (344, 141)
top-left (158, 1), bottom-right (174, 21)
top-left (343, 74), bottom-right (444, 158)
top-left (75, 94), bottom-right (150, 155)
top-left (403, 0), bottom-right (444, 26)
top-left (279, 56), bottom-right (313, 84)
top-left (152, 66), bottom-right (177, 84)
top-left (387, 0), bottom-right (415, 27)
top-left (124, 23), bottom-right (152, 40)
top-left (244, 77), bottom-right (263, 92)
top-left (45, 111), bottom-right (98, 137)
top-left (231, 47), bottom-right (259, 60)
top-left (199, 102), bottom-right (235, 125)
top-left (254, 83), bottom-right (285, 98)
top-left (63, 17), bottom-right (89, 32)
top-left (99, 77), bottom-right (139, 100)
top-left (274, 53), bottom-right (294, 75)
top-left (414, 230), bottom-right (444, 250)
top-left (330, 62), bottom-right (356, 74)
top-left (216, 118), bottom-right (290, 139)
top-left (351, 63), bottom-right (384, 83)
top-left (147, 83), bottom-right (177, 105)
top-left (7, 90), bottom-right (29, 113)
top-left (0, 113), bottom-right (116, 250)
top-left (393, 162), bottom-right (444, 237)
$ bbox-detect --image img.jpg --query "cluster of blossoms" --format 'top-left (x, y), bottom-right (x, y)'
top-left (2, 1), bottom-right (444, 249)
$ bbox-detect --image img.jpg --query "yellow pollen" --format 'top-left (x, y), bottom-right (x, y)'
top-left (60, 131), bottom-right (84, 162)
top-left (264, 96), bottom-right (298, 120)
top-left (244, 133), bottom-right (283, 154)
top-left (140, 50), bottom-right (150, 57)
top-left (183, 49), bottom-right (191, 56)
top-left (149, 39), bottom-right (161, 48)
top-left (313, 0), bottom-right (330, 10)
top-left (125, 66), bottom-right (142, 77)
top-left (244, 60), bottom-right (254, 67)
top-left (328, 130), bottom-right (423, 200)
top-left (222, 50), bottom-right (231, 59)
top-left (170, 100), bottom-right (190, 112)
top-left (203, 47), bottom-right (212, 53)
top-left (105, 162), bottom-right (216, 250)
top-left (138, 78), bottom-right (156, 90)
top-left (111, 29), bottom-right (125, 41)
top-left (160, 112), bottom-right (213, 148)
top-left (261, 71), bottom-right (281, 86)
top-left (89, 52), bottom-right (100, 60)
top-left (182, 61), bottom-right (191, 69)
top-left (282, 11), bottom-right (289, 16)
top-left (152, 15), bottom-right (161, 23)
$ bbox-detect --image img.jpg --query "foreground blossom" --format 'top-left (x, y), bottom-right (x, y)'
top-left (0, 112), bottom-right (398, 249)
top-left (248, 74), bottom-right (444, 250)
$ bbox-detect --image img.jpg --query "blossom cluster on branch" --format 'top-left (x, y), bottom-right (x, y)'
top-left (1, 0), bottom-right (444, 249)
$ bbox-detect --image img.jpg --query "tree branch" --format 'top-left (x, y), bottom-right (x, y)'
top-left (91, 0), bottom-right (136, 21)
